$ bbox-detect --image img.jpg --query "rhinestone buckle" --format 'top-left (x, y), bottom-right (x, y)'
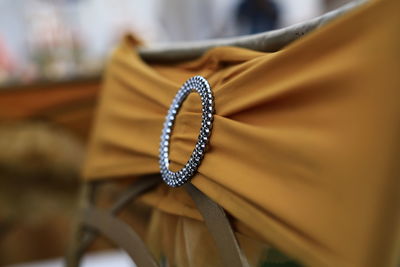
top-left (159, 76), bottom-right (214, 187)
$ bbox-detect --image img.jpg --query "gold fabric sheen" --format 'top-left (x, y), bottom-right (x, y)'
top-left (83, 0), bottom-right (400, 266)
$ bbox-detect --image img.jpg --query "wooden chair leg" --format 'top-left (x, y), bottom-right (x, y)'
top-left (80, 206), bottom-right (158, 267)
top-left (185, 183), bottom-right (249, 267)
top-left (65, 177), bottom-right (159, 267)
top-left (65, 182), bottom-right (97, 267)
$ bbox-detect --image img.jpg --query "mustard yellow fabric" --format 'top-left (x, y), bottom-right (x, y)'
top-left (83, 0), bottom-right (400, 266)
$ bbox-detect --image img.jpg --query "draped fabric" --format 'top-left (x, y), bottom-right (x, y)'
top-left (145, 208), bottom-right (300, 267)
top-left (83, 0), bottom-right (400, 266)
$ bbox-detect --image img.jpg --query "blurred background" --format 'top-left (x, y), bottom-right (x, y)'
top-left (0, 0), bottom-right (350, 266)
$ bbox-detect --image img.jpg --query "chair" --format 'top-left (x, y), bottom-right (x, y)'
top-left (66, 1), bottom-right (400, 266)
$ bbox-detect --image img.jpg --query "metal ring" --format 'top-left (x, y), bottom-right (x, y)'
top-left (159, 76), bottom-right (214, 187)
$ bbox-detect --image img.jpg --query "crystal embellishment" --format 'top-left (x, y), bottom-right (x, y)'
top-left (159, 76), bottom-right (214, 187)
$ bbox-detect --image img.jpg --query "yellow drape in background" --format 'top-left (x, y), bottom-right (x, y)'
top-left (83, 0), bottom-right (400, 266)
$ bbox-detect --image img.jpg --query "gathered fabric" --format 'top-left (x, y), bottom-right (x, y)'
top-left (83, 0), bottom-right (400, 266)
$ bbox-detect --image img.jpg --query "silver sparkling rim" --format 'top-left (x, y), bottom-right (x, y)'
top-left (159, 75), bottom-right (214, 187)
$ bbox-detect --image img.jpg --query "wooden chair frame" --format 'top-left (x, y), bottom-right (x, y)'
top-left (65, 176), bottom-right (249, 267)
